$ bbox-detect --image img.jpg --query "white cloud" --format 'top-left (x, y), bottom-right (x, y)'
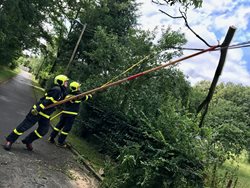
top-left (137, 0), bottom-right (250, 86)
top-left (178, 50), bottom-right (220, 83)
top-left (221, 59), bottom-right (250, 85)
top-left (178, 48), bottom-right (250, 86)
top-left (201, 0), bottom-right (237, 13)
top-left (213, 6), bottom-right (250, 32)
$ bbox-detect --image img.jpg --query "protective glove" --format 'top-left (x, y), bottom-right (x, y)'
top-left (87, 94), bottom-right (92, 99)
top-left (31, 108), bottom-right (39, 116)
top-left (84, 94), bottom-right (92, 101)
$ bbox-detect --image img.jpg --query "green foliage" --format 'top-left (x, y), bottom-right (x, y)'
top-left (101, 98), bottom-right (205, 188)
top-left (0, 65), bottom-right (19, 82)
top-left (17, 56), bottom-right (40, 72)
top-left (79, 81), bottom-right (250, 188)
top-left (67, 134), bottom-right (106, 171)
top-left (153, 0), bottom-right (203, 8)
top-left (45, 0), bottom-right (140, 75)
top-left (199, 83), bottom-right (250, 158)
top-left (0, 0), bottom-right (68, 66)
top-left (191, 82), bottom-right (250, 186)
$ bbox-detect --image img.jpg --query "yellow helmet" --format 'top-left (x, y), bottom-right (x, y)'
top-left (54, 75), bottom-right (69, 86)
top-left (70, 81), bottom-right (81, 92)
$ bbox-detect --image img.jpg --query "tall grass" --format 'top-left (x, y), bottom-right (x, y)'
top-left (0, 66), bottom-right (19, 83)
top-left (224, 152), bottom-right (250, 188)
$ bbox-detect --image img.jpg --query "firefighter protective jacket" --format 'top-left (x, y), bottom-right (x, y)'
top-left (61, 90), bottom-right (90, 116)
top-left (33, 85), bottom-right (66, 119)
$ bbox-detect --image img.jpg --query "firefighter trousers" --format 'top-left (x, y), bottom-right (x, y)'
top-left (6, 111), bottom-right (50, 144)
top-left (50, 114), bottom-right (75, 144)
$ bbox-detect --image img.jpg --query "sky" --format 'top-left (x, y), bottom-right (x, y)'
top-left (136, 0), bottom-right (250, 86)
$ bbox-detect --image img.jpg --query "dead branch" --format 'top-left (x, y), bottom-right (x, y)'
top-left (152, 1), bottom-right (212, 47)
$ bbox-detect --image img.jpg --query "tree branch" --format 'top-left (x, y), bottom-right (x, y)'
top-left (153, 1), bottom-right (212, 47)
top-left (159, 9), bottom-right (182, 19)
top-left (179, 10), bottom-right (212, 47)
top-left (152, 0), bottom-right (166, 6)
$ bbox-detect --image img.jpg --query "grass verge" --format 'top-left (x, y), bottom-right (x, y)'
top-left (0, 66), bottom-right (20, 83)
top-left (31, 78), bottom-right (45, 101)
top-left (67, 134), bottom-right (106, 172)
top-left (224, 152), bottom-right (250, 188)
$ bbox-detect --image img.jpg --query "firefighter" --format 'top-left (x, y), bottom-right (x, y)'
top-left (48, 81), bottom-right (91, 147)
top-left (4, 74), bottom-right (69, 151)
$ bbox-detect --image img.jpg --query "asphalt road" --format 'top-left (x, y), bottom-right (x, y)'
top-left (0, 71), bottom-right (98, 188)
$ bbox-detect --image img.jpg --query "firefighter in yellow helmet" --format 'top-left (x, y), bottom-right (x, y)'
top-left (48, 81), bottom-right (92, 147)
top-left (4, 75), bottom-right (69, 151)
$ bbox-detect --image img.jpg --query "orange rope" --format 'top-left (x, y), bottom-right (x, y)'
top-left (45, 45), bottom-right (218, 109)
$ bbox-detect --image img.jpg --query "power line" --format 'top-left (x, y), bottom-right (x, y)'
top-left (170, 41), bottom-right (250, 51)
top-left (45, 45), bottom-right (218, 109)
top-left (228, 44), bottom-right (250, 49)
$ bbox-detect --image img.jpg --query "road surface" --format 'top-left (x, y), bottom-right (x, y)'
top-left (0, 71), bottom-right (98, 188)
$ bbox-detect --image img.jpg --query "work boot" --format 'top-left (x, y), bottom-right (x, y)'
top-left (48, 137), bottom-right (55, 144)
top-left (3, 141), bottom-right (13, 151)
top-left (22, 140), bottom-right (33, 151)
top-left (56, 142), bottom-right (68, 148)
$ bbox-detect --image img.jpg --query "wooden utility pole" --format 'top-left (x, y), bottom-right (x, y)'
top-left (197, 26), bottom-right (237, 127)
top-left (49, 8), bottom-right (82, 74)
top-left (64, 23), bottom-right (87, 74)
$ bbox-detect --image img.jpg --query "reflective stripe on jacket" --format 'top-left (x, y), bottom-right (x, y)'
top-left (33, 85), bottom-right (66, 118)
top-left (62, 91), bottom-right (88, 116)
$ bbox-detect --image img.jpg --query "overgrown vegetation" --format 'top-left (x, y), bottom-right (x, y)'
top-left (0, 66), bottom-right (19, 83)
top-left (1, 0), bottom-right (250, 187)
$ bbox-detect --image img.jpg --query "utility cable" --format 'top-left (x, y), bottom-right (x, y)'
top-left (45, 45), bottom-right (218, 109)
top-left (101, 54), bottom-right (153, 87)
top-left (171, 40), bottom-right (250, 51)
